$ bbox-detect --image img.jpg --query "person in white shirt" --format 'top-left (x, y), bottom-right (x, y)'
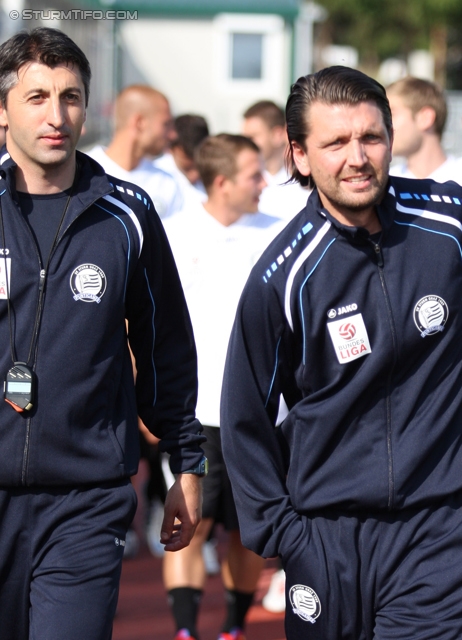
top-left (163, 134), bottom-right (285, 640)
top-left (154, 114), bottom-right (209, 207)
top-left (387, 76), bottom-right (462, 183)
top-left (242, 100), bottom-right (310, 221)
top-left (87, 85), bottom-right (183, 218)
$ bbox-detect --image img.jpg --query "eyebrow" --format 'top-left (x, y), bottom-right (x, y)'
top-left (320, 124), bottom-right (386, 142)
top-left (24, 86), bottom-right (83, 97)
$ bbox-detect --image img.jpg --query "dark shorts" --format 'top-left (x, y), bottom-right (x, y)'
top-left (0, 479), bottom-right (137, 640)
top-left (202, 425), bottom-right (239, 531)
top-left (282, 493), bottom-right (462, 640)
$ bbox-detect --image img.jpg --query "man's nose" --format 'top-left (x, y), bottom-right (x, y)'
top-left (46, 97), bottom-right (65, 128)
top-left (347, 140), bottom-right (367, 166)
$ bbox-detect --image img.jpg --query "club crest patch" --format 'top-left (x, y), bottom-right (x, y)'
top-left (70, 264), bottom-right (106, 303)
top-left (289, 584), bottom-right (321, 623)
top-left (413, 295), bottom-right (448, 337)
top-left (327, 312), bottom-right (372, 364)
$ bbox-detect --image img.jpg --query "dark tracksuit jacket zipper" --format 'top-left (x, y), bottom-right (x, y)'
top-left (370, 238), bottom-right (397, 509)
top-left (18, 189), bottom-right (112, 486)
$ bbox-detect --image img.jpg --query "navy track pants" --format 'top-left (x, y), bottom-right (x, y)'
top-left (0, 479), bottom-right (137, 640)
top-left (283, 494), bottom-right (462, 639)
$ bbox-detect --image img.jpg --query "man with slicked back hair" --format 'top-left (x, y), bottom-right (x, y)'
top-left (222, 65), bottom-right (462, 639)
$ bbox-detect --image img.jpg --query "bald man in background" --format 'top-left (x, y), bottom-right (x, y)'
top-left (87, 84), bottom-right (183, 219)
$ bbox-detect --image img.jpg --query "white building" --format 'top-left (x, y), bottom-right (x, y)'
top-left (79, 0), bottom-right (325, 136)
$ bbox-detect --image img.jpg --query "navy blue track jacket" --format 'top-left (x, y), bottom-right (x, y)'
top-left (0, 149), bottom-right (203, 487)
top-left (221, 176), bottom-right (462, 559)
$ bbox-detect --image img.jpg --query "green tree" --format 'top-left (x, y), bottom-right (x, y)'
top-left (318, 0), bottom-right (462, 84)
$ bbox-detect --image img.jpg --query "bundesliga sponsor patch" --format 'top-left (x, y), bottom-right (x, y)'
top-left (327, 312), bottom-right (372, 364)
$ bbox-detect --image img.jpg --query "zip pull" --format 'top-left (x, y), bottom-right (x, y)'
top-left (373, 243), bottom-right (384, 268)
top-left (39, 269), bottom-right (46, 292)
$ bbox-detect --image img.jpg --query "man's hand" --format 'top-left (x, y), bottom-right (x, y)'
top-left (160, 473), bottom-right (202, 552)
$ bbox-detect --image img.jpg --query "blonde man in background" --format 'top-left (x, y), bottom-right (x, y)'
top-left (387, 76), bottom-right (462, 183)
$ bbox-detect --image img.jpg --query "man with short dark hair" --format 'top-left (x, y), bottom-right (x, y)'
top-left (163, 134), bottom-right (284, 640)
top-left (387, 76), bottom-right (462, 182)
top-left (0, 27), bottom-right (204, 639)
top-left (242, 99), bottom-right (309, 221)
top-left (222, 66), bottom-right (462, 639)
top-left (154, 113), bottom-right (209, 205)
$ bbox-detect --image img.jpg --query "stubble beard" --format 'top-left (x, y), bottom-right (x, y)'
top-left (323, 166), bottom-right (389, 217)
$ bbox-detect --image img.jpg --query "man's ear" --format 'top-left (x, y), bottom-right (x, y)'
top-left (291, 141), bottom-right (311, 177)
top-left (213, 174), bottom-right (227, 190)
top-left (208, 173), bottom-right (227, 199)
top-left (131, 112), bottom-right (144, 133)
top-left (0, 103), bottom-right (8, 128)
top-left (415, 106), bottom-right (436, 133)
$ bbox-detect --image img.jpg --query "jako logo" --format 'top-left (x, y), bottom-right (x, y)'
top-left (339, 323), bottom-right (356, 340)
top-left (338, 303), bottom-right (358, 316)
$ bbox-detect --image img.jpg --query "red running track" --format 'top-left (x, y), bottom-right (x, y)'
top-left (113, 540), bottom-right (286, 640)
top-left (114, 462), bottom-right (286, 640)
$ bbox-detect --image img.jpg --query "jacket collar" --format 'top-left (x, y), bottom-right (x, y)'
top-left (308, 178), bottom-right (395, 243)
top-left (0, 146), bottom-right (114, 216)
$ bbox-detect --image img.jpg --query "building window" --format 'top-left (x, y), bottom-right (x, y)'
top-left (213, 13), bottom-right (287, 98)
top-left (231, 33), bottom-right (263, 79)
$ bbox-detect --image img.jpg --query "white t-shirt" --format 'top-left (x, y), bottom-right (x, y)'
top-left (258, 165), bottom-right (310, 221)
top-left (390, 156), bottom-right (462, 185)
top-left (164, 203), bottom-right (285, 427)
top-left (154, 152), bottom-right (207, 207)
top-left (86, 146), bottom-right (183, 219)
